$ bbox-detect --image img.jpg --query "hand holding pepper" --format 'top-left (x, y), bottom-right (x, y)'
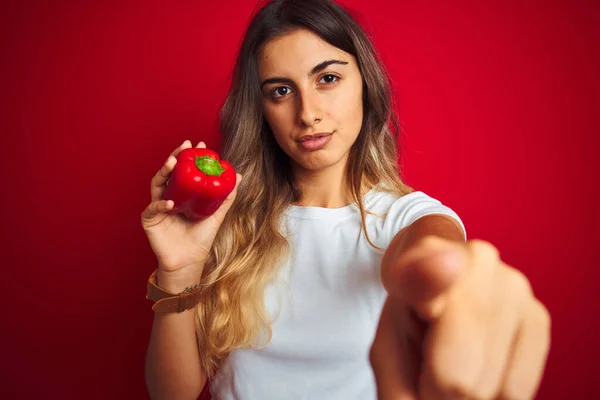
top-left (141, 140), bottom-right (242, 290)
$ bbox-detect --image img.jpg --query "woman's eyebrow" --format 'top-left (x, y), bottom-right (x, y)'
top-left (309, 59), bottom-right (348, 76)
top-left (260, 59), bottom-right (349, 88)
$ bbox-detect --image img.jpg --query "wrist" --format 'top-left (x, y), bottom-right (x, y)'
top-left (156, 267), bottom-right (202, 294)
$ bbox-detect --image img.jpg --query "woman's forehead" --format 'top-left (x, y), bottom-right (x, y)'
top-left (257, 29), bottom-right (352, 77)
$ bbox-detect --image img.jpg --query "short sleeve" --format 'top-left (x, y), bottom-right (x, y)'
top-left (382, 191), bottom-right (467, 242)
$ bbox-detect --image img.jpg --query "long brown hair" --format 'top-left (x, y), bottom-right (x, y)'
top-left (196, 0), bottom-right (414, 377)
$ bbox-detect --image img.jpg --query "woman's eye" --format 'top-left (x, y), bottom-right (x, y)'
top-left (269, 75), bottom-right (339, 99)
top-left (271, 86), bottom-right (292, 98)
top-left (320, 74), bottom-right (339, 84)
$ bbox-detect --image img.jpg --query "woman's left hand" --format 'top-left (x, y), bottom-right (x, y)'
top-left (370, 236), bottom-right (551, 400)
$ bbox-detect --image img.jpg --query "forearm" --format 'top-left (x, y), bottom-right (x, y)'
top-left (145, 272), bottom-right (207, 400)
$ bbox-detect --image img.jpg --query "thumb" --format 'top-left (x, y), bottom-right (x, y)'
top-left (386, 236), bottom-right (469, 321)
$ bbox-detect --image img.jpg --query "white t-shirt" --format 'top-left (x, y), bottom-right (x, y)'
top-left (210, 189), bottom-right (466, 400)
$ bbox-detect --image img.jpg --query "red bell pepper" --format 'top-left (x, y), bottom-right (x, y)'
top-left (163, 147), bottom-right (237, 221)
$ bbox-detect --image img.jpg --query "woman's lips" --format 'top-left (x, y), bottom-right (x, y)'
top-left (296, 133), bottom-right (333, 151)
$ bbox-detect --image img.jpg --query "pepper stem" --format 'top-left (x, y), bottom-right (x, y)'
top-left (195, 155), bottom-right (225, 176)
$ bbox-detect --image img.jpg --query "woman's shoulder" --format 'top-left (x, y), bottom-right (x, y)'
top-left (365, 185), bottom-right (431, 212)
top-left (367, 186), bottom-right (466, 240)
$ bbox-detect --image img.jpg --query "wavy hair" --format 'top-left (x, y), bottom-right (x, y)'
top-left (195, 0), bottom-right (414, 377)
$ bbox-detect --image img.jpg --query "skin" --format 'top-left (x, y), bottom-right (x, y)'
top-left (373, 216), bottom-right (550, 400)
top-left (255, 28), bottom-right (551, 399)
top-left (258, 28), bottom-right (364, 208)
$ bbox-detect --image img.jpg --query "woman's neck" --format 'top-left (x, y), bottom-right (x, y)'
top-left (291, 160), bottom-right (369, 208)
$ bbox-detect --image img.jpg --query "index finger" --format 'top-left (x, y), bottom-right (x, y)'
top-left (387, 237), bottom-right (469, 321)
top-left (150, 140), bottom-right (192, 201)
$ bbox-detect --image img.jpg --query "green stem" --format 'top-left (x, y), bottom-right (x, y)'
top-left (195, 155), bottom-right (224, 176)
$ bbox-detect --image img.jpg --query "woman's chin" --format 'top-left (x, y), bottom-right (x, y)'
top-left (292, 151), bottom-right (346, 172)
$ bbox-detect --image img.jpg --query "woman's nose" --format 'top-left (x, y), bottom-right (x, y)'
top-left (297, 89), bottom-right (322, 127)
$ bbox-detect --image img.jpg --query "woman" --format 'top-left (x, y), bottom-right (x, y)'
top-left (142, 0), bottom-right (551, 399)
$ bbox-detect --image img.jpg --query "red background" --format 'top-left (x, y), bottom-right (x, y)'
top-left (2, 0), bottom-right (598, 398)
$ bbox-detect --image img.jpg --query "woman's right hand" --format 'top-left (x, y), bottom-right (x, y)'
top-left (141, 140), bottom-right (242, 284)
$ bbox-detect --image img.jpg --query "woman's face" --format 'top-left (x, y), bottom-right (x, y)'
top-left (257, 28), bottom-right (364, 172)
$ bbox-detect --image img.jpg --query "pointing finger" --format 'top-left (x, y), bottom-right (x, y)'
top-left (387, 236), bottom-right (470, 320)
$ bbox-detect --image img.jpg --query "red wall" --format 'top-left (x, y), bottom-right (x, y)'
top-left (2, 0), bottom-right (598, 398)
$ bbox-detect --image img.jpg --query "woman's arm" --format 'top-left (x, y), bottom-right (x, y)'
top-left (145, 273), bottom-right (207, 400)
top-left (372, 214), bottom-right (550, 399)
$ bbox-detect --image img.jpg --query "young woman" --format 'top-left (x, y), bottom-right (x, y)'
top-left (142, 0), bottom-right (551, 399)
